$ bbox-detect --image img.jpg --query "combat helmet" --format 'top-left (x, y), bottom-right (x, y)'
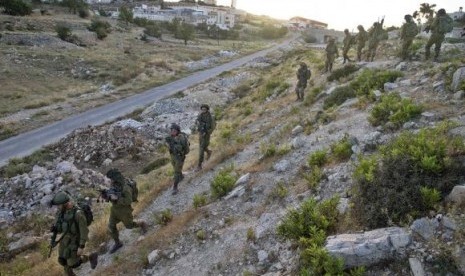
top-left (200, 104), bottom-right (210, 110)
top-left (170, 123), bottom-right (181, 132)
top-left (51, 191), bottom-right (71, 205)
top-left (106, 168), bottom-right (125, 186)
top-left (404, 14), bottom-right (412, 21)
top-left (437, 9), bottom-right (446, 15)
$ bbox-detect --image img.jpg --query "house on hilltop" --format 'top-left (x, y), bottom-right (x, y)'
top-left (289, 16), bottom-right (328, 30)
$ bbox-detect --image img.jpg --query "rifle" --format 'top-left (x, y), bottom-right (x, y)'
top-left (48, 223), bottom-right (67, 258)
top-left (98, 187), bottom-right (122, 203)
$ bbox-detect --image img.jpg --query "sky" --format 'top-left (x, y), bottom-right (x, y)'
top-left (216, 0), bottom-right (464, 31)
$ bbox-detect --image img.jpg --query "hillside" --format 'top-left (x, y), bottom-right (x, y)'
top-left (1, 18), bottom-right (465, 276)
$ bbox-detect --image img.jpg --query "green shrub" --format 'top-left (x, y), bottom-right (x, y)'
top-left (303, 166), bottom-right (324, 190)
top-left (300, 244), bottom-right (344, 275)
top-left (330, 135), bottom-right (353, 162)
top-left (304, 86), bottom-right (323, 107)
top-left (368, 93), bottom-right (422, 128)
top-left (260, 143), bottom-right (290, 158)
top-left (420, 186), bottom-right (441, 210)
top-left (140, 158), bottom-right (169, 174)
top-left (246, 227), bottom-right (256, 242)
top-left (55, 24), bottom-right (72, 41)
top-left (193, 193), bottom-right (208, 208)
top-left (269, 181), bottom-right (288, 200)
top-left (78, 8), bottom-right (89, 18)
top-left (2, 149), bottom-right (53, 178)
top-left (327, 64), bottom-right (360, 82)
top-left (88, 19), bottom-right (111, 40)
top-left (155, 209), bottom-right (173, 226)
top-left (231, 83), bottom-right (252, 98)
top-left (308, 149), bottom-right (328, 167)
top-left (350, 69), bottom-right (403, 96)
top-left (144, 24), bottom-right (162, 38)
top-left (196, 229), bottom-right (206, 240)
top-left (211, 165), bottom-right (238, 198)
top-left (323, 86), bottom-right (356, 109)
top-left (352, 124), bottom-right (465, 228)
top-left (0, 0), bottom-right (32, 16)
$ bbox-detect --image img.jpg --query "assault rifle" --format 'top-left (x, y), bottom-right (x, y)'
top-left (98, 187), bottom-right (122, 203)
top-left (48, 222), bottom-right (67, 258)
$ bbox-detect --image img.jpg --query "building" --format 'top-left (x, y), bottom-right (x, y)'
top-left (289, 16), bottom-right (328, 29)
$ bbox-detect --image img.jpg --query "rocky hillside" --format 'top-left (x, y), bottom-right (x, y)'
top-left (1, 34), bottom-right (465, 276)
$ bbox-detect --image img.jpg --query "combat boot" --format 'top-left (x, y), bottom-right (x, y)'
top-left (109, 241), bottom-right (123, 254)
top-left (89, 252), bottom-right (98, 269)
top-left (137, 220), bottom-right (148, 235)
top-left (206, 149), bottom-right (212, 160)
top-left (172, 182), bottom-right (178, 195)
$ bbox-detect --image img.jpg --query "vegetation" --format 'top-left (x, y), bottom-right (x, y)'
top-left (308, 149), bottom-right (328, 167)
top-left (323, 85), bottom-right (356, 109)
top-left (330, 135), bottom-right (353, 162)
top-left (327, 64), bottom-right (360, 82)
top-left (88, 19), bottom-right (112, 40)
top-left (368, 93), bottom-right (423, 129)
top-left (350, 69), bottom-right (403, 97)
top-left (258, 25), bottom-right (288, 39)
top-left (210, 165), bottom-right (238, 198)
top-left (1, 149), bottom-right (54, 178)
top-left (0, 0), bottom-right (32, 16)
top-left (140, 158), bottom-right (169, 174)
top-left (55, 24), bottom-right (73, 42)
top-left (352, 123), bottom-right (465, 228)
top-left (155, 209), bottom-right (173, 226)
top-left (118, 6), bottom-right (134, 25)
top-left (193, 193), bottom-right (208, 209)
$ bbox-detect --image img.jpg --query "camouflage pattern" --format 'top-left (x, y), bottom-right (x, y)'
top-left (342, 29), bottom-right (354, 64)
top-left (166, 132), bottom-right (189, 191)
top-left (425, 11), bottom-right (453, 60)
top-left (324, 39), bottom-right (338, 73)
top-left (400, 15), bottom-right (418, 60)
top-left (54, 205), bottom-right (90, 275)
top-left (366, 21), bottom-right (384, 62)
top-left (196, 110), bottom-right (213, 167)
top-left (108, 182), bottom-right (139, 242)
top-left (356, 25), bottom-right (368, 62)
top-left (295, 63), bottom-right (311, 100)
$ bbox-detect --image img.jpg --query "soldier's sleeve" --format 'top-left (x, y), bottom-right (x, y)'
top-left (76, 210), bottom-right (89, 247)
top-left (116, 184), bottom-right (133, 206)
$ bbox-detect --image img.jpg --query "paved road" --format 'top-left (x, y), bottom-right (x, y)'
top-left (0, 39), bottom-right (297, 166)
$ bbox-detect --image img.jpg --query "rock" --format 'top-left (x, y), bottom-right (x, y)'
top-left (403, 121), bottom-right (417, 129)
top-left (396, 62), bottom-right (408, 71)
top-left (40, 183), bottom-right (55, 195)
top-left (453, 245), bottom-right (465, 275)
top-left (113, 119), bottom-right (143, 130)
top-left (409, 257), bottom-right (426, 276)
top-left (447, 185), bottom-right (465, 206)
top-left (440, 216), bottom-right (457, 231)
top-left (325, 227), bottom-right (411, 268)
top-left (40, 194), bottom-right (54, 206)
top-left (273, 160), bottom-right (290, 172)
top-left (384, 82), bottom-right (399, 91)
top-left (235, 173), bottom-right (250, 186)
top-left (362, 131), bottom-right (382, 151)
top-left (399, 79), bottom-right (412, 87)
top-left (291, 137), bottom-right (305, 149)
top-left (421, 112), bottom-right (436, 122)
top-left (373, 90), bottom-right (382, 99)
top-left (56, 161), bottom-right (74, 174)
top-left (337, 198), bottom-right (349, 214)
top-left (8, 236), bottom-right (41, 254)
top-left (147, 249), bottom-right (161, 265)
top-left (452, 67), bottom-right (465, 91)
top-left (257, 250), bottom-right (268, 263)
top-left (102, 158), bottom-right (113, 166)
top-left (433, 81), bottom-right (445, 93)
top-left (224, 186), bottom-right (245, 200)
top-left (410, 218), bottom-right (439, 240)
top-left (291, 125), bottom-right (303, 136)
top-left (453, 91), bottom-right (464, 100)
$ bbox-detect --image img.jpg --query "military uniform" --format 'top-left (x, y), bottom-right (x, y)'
top-left (342, 29), bottom-right (353, 64)
top-left (51, 192), bottom-right (97, 276)
top-left (106, 169), bottom-right (147, 254)
top-left (425, 9), bottom-right (453, 61)
top-left (324, 39), bottom-right (338, 73)
top-left (166, 124), bottom-right (189, 194)
top-left (400, 15), bottom-right (418, 60)
top-left (295, 63), bottom-right (311, 100)
top-left (356, 25), bottom-right (367, 62)
top-left (366, 21), bottom-right (384, 62)
top-left (196, 105), bottom-right (214, 169)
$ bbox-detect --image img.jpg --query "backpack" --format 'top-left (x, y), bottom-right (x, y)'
top-left (125, 177), bottom-right (139, 202)
top-left (438, 16), bottom-right (453, 34)
top-left (405, 23), bottom-right (418, 38)
top-left (76, 199), bottom-right (93, 226)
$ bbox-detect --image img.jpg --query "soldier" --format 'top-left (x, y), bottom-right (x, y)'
top-left (165, 123), bottom-right (189, 195)
top-left (50, 191), bottom-right (98, 276)
top-left (195, 104), bottom-right (214, 170)
top-left (400, 14), bottom-right (418, 60)
top-left (425, 8), bottom-right (453, 61)
top-left (324, 37), bottom-right (338, 73)
top-left (342, 29), bottom-right (354, 64)
top-left (105, 169), bottom-right (147, 254)
top-left (355, 25), bottom-right (368, 62)
top-left (295, 62), bottom-right (311, 101)
top-left (366, 19), bottom-right (384, 62)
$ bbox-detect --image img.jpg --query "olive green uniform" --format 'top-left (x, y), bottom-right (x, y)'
top-left (400, 19), bottom-right (418, 60)
top-left (425, 14), bottom-right (453, 60)
top-left (196, 111), bottom-right (213, 167)
top-left (295, 64), bottom-right (311, 100)
top-left (166, 133), bottom-right (189, 190)
top-left (356, 27), bottom-right (368, 61)
top-left (342, 31), bottom-right (353, 63)
top-left (55, 207), bottom-right (90, 275)
top-left (367, 22), bottom-right (383, 61)
top-left (108, 183), bottom-right (138, 242)
top-left (324, 40), bottom-right (338, 73)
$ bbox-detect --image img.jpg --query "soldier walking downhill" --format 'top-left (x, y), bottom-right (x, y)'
top-left (50, 191), bottom-right (98, 276)
top-left (324, 37), bottom-right (338, 73)
top-left (400, 14), bottom-right (419, 60)
top-left (105, 169), bottom-right (147, 254)
top-left (355, 25), bottom-right (368, 62)
top-left (196, 104), bottom-right (214, 170)
top-left (425, 8), bottom-right (453, 61)
top-left (342, 29), bottom-right (354, 64)
top-left (295, 62), bottom-right (311, 101)
top-left (366, 19), bottom-right (384, 62)
top-left (165, 123), bottom-right (190, 195)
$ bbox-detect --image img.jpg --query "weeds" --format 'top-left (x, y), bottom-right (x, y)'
top-left (308, 149), bottom-right (328, 167)
top-left (323, 86), bottom-right (356, 110)
top-left (327, 64), bottom-right (360, 82)
top-left (193, 193), bottom-right (208, 209)
top-left (330, 135), bottom-right (353, 162)
top-left (155, 209), bottom-right (173, 226)
top-left (140, 158), bottom-right (169, 174)
top-left (368, 93), bottom-right (422, 129)
top-left (246, 227), bottom-right (256, 242)
top-left (211, 165), bottom-right (238, 198)
top-left (350, 69), bottom-right (403, 96)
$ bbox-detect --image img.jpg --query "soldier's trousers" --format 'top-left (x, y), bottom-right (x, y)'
top-left (108, 206), bottom-right (136, 241)
top-left (401, 38), bottom-right (414, 60)
top-left (58, 235), bottom-right (89, 275)
top-left (357, 43), bottom-right (365, 61)
top-left (171, 155), bottom-right (185, 185)
top-left (198, 132), bottom-right (211, 166)
top-left (324, 55), bottom-right (335, 72)
top-left (425, 33), bottom-right (445, 59)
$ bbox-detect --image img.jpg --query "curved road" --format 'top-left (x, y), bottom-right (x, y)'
top-left (0, 39), bottom-right (296, 166)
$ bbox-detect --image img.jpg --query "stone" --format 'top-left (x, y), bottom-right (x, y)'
top-left (440, 216), bottom-right (457, 231)
top-left (291, 137), bottom-right (305, 149)
top-left (421, 112), bottom-right (436, 121)
top-left (56, 161), bottom-right (74, 174)
top-left (409, 257), bottom-right (426, 276)
top-left (147, 249), bottom-right (161, 265)
top-left (452, 67), bottom-right (465, 91)
top-left (325, 227), bottom-right (411, 268)
top-left (40, 194), bottom-right (54, 207)
top-left (453, 91), bottom-right (464, 100)
top-left (40, 183), bottom-right (55, 195)
top-left (403, 122), bottom-right (417, 129)
top-left (399, 79), bottom-right (412, 87)
top-left (8, 236), bottom-right (41, 254)
top-left (411, 218), bottom-right (439, 240)
top-left (395, 62), bottom-right (408, 71)
top-left (433, 81), bottom-right (445, 93)
top-left (373, 90), bottom-right (382, 98)
top-left (384, 82), bottom-right (399, 91)
top-left (337, 198), bottom-right (349, 214)
top-left (102, 158), bottom-right (113, 166)
top-left (453, 245), bottom-right (465, 275)
top-left (235, 173), bottom-right (250, 186)
top-left (224, 186), bottom-right (245, 200)
top-left (291, 125), bottom-right (303, 136)
top-left (273, 160), bottom-right (290, 172)
top-left (447, 185), bottom-right (465, 206)
top-left (257, 250), bottom-right (268, 263)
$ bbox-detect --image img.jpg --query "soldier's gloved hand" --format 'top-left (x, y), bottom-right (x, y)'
top-left (110, 194), bottom-right (118, 201)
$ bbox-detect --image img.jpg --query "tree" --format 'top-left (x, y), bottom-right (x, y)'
top-left (0, 0), bottom-right (32, 16)
top-left (62, 0), bottom-right (86, 14)
top-left (176, 23), bottom-right (195, 45)
top-left (118, 6), bottom-right (133, 26)
top-left (419, 3), bottom-right (436, 22)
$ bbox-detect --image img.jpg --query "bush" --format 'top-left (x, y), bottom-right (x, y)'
top-left (196, 229), bottom-right (206, 240)
top-left (303, 166), bottom-right (324, 190)
top-left (258, 25), bottom-right (288, 39)
top-left (303, 33), bottom-right (317, 43)
top-left (88, 19), bottom-right (111, 40)
top-left (330, 135), bottom-right (353, 162)
top-left (211, 165), bottom-right (238, 198)
top-left (352, 124), bottom-right (465, 228)
top-left (231, 83), bottom-right (252, 98)
top-left (140, 157), bottom-right (169, 174)
top-left (0, 0), bottom-right (32, 16)
top-left (350, 69), bottom-right (403, 96)
top-left (420, 186), bottom-right (441, 210)
top-left (246, 227), bottom-right (256, 242)
top-left (2, 149), bottom-right (53, 178)
top-left (269, 181), bottom-right (288, 200)
top-left (323, 85), bottom-right (356, 109)
top-left (55, 24), bottom-right (72, 41)
top-left (144, 24), bottom-right (162, 38)
top-left (78, 8), bottom-right (89, 18)
top-left (155, 209), bottom-right (173, 225)
top-left (368, 93), bottom-right (423, 128)
top-left (308, 149), bottom-right (328, 167)
top-left (327, 64), bottom-right (360, 82)
top-left (193, 193), bottom-right (208, 208)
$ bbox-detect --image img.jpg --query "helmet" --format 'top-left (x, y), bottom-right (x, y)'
top-left (357, 25), bottom-right (364, 30)
top-left (200, 104), bottom-right (210, 110)
top-left (344, 29), bottom-right (349, 33)
top-left (300, 62), bottom-right (307, 67)
top-left (437, 9), bottom-right (446, 15)
top-left (170, 123), bottom-right (181, 132)
top-left (404, 14), bottom-right (412, 21)
top-left (51, 191), bottom-right (70, 205)
top-left (106, 168), bottom-right (125, 186)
